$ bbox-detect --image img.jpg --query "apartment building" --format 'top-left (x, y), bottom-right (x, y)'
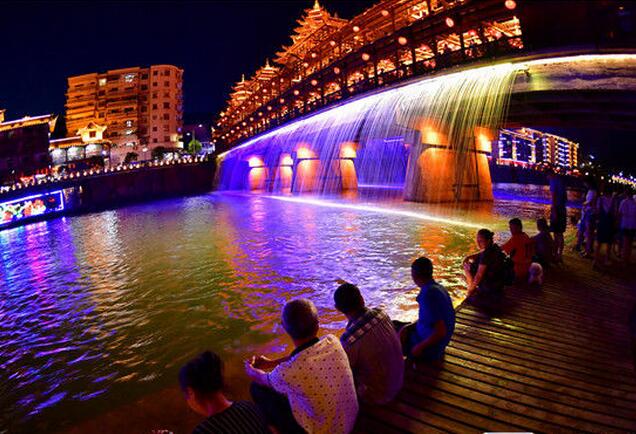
top-left (495, 128), bottom-right (579, 168)
top-left (65, 65), bottom-right (183, 164)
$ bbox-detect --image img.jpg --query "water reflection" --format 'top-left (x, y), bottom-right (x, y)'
top-left (0, 187), bottom-right (557, 432)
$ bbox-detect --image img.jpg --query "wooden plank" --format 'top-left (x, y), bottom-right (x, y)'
top-left (409, 365), bottom-right (636, 431)
top-left (356, 253), bottom-right (636, 433)
top-left (439, 356), bottom-right (636, 419)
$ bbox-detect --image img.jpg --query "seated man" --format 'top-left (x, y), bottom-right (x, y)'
top-left (179, 351), bottom-right (270, 434)
top-left (463, 229), bottom-right (508, 297)
top-left (502, 218), bottom-right (533, 281)
top-left (245, 298), bottom-right (358, 434)
top-left (334, 283), bottom-right (404, 405)
top-left (398, 257), bottom-right (455, 362)
top-left (532, 218), bottom-right (555, 267)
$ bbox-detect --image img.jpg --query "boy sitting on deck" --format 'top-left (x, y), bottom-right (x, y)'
top-left (397, 257), bottom-right (456, 363)
top-left (502, 218), bottom-right (533, 281)
top-left (532, 218), bottom-right (555, 267)
top-left (179, 351), bottom-right (270, 434)
top-left (334, 283), bottom-right (404, 405)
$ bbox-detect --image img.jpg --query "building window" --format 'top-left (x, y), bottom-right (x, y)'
top-left (163, 125), bottom-right (169, 132)
top-left (153, 82), bottom-right (158, 87)
top-left (164, 81), bottom-right (169, 87)
top-left (141, 85), bottom-right (148, 90)
top-left (124, 73), bottom-right (136, 82)
top-left (163, 114), bottom-right (169, 120)
top-left (163, 92), bottom-right (170, 97)
top-left (125, 120), bottom-right (133, 127)
top-left (164, 136), bottom-right (170, 142)
top-left (163, 102), bottom-right (170, 109)
top-left (141, 106), bottom-right (147, 112)
top-left (98, 78), bottom-right (107, 86)
top-left (89, 131), bottom-right (96, 138)
top-left (141, 73), bottom-right (148, 79)
top-left (152, 126), bottom-right (158, 132)
top-left (152, 104), bottom-right (158, 109)
top-left (153, 71), bottom-right (158, 76)
top-left (153, 138), bottom-right (158, 143)
top-left (164, 70), bottom-right (171, 76)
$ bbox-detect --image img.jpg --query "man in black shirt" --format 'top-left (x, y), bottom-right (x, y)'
top-left (179, 351), bottom-right (270, 434)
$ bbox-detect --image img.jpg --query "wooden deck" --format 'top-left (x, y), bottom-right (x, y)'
top-left (358, 256), bottom-right (636, 434)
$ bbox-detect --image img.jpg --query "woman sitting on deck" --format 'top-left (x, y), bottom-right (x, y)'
top-left (463, 229), bottom-right (508, 298)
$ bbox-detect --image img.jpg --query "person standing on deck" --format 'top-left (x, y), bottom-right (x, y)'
top-left (619, 192), bottom-right (636, 266)
top-left (334, 282), bottom-right (404, 405)
top-left (245, 299), bottom-right (358, 434)
top-left (397, 257), bottom-right (456, 363)
top-left (548, 170), bottom-right (567, 263)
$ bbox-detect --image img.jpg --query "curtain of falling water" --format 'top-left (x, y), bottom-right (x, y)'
top-left (216, 63), bottom-right (521, 202)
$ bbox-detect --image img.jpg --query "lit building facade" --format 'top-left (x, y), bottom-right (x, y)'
top-left (0, 113), bottom-right (57, 184)
top-left (49, 122), bottom-right (111, 168)
top-left (65, 65), bottom-right (183, 164)
top-left (213, 0), bottom-right (523, 148)
top-left (495, 128), bottom-right (579, 168)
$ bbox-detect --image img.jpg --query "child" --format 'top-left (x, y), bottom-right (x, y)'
top-left (532, 218), bottom-right (555, 267)
top-left (502, 218), bottom-right (533, 281)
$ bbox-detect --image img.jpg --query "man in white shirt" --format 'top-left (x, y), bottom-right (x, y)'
top-left (619, 194), bottom-right (636, 266)
top-left (245, 298), bottom-right (359, 434)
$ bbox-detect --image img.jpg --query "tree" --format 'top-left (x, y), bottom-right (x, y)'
top-left (124, 152), bottom-right (138, 164)
top-left (186, 138), bottom-right (203, 155)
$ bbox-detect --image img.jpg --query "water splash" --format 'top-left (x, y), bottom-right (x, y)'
top-left (217, 62), bottom-right (522, 201)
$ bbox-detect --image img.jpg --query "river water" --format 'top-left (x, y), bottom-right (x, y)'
top-left (0, 185), bottom-right (574, 433)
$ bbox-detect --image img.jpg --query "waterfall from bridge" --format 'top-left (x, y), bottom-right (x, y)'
top-left (217, 62), bottom-right (522, 203)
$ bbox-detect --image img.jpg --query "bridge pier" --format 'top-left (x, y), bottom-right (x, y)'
top-left (291, 144), bottom-right (358, 194)
top-left (404, 130), bottom-right (494, 203)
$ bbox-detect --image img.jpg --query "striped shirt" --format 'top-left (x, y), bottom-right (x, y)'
top-left (341, 308), bottom-right (404, 404)
top-left (192, 401), bottom-right (270, 434)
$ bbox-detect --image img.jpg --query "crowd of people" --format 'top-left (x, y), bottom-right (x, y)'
top-left (572, 177), bottom-right (636, 269)
top-left (174, 173), bottom-right (635, 434)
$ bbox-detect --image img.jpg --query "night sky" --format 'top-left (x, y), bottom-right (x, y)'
top-left (1, 1), bottom-right (372, 119)
top-left (1, 0), bottom-right (634, 172)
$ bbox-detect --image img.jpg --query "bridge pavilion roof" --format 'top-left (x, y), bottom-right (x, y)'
top-left (274, 1), bottom-right (347, 67)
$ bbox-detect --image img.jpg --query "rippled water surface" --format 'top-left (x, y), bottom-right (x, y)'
top-left (0, 186), bottom-right (560, 432)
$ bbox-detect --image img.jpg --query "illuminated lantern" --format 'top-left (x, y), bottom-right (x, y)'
top-left (279, 98), bottom-right (285, 103)
top-left (398, 36), bottom-right (408, 45)
top-left (381, 9), bottom-right (389, 16)
top-left (293, 89), bottom-right (300, 95)
top-left (505, 0), bottom-right (516, 9)
top-left (329, 40), bottom-right (337, 46)
top-left (267, 106), bottom-right (272, 111)
top-left (311, 79), bottom-right (318, 86)
top-left (242, 121), bottom-right (247, 126)
top-left (353, 25), bottom-right (360, 32)
top-left (303, 62), bottom-right (309, 68)
top-left (361, 53), bottom-right (371, 61)
top-left (311, 52), bottom-right (317, 58)
top-left (445, 17), bottom-right (454, 27)
top-left (333, 67), bottom-right (341, 74)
